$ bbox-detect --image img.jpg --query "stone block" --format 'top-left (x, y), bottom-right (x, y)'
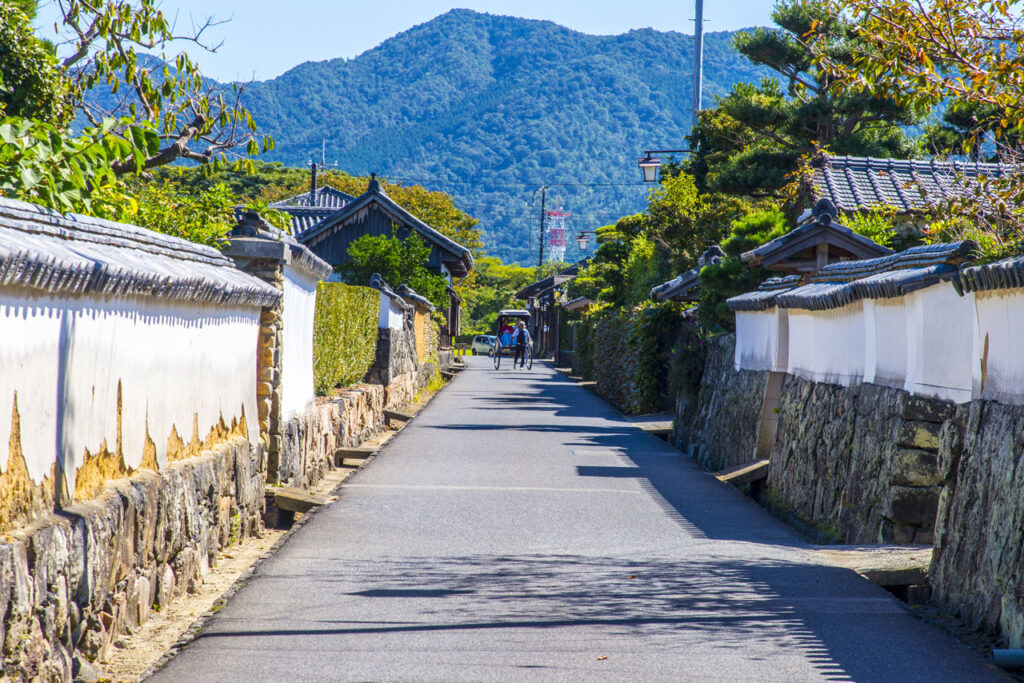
top-left (155, 564), bottom-right (175, 609)
top-left (902, 395), bottom-right (955, 423)
top-left (891, 448), bottom-right (942, 487)
top-left (897, 420), bottom-right (941, 450)
top-left (888, 486), bottom-right (941, 527)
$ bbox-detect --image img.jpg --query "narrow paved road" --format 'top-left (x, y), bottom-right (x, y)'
top-left (153, 358), bottom-right (1001, 682)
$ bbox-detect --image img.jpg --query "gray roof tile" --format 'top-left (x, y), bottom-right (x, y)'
top-left (813, 155), bottom-right (1013, 213)
top-left (0, 198), bottom-right (280, 307)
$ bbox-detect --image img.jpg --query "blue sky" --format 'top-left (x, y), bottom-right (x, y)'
top-left (35, 0), bottom-right (777, 82)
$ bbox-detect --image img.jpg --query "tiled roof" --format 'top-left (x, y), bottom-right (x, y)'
top-left (301, 178), bottom-right (474, 277)
top-left (271, 186), bottom-right (355, 210)
top-left (741, 199), bottom-right (893, 270)
top-left (813, 155), bottom-right (1013, 213)
top-left (773, 241), bottom-right (977, 311)
top-left (267, 187), bottom-right (356, 238)
top-left (727, 275), bottom-right (802, 312)
top-left (955, 256), bottom-right (1024, 295)
top-left (650, 246), bottom-right (724, 302)
top-left (0, 197), bottom-right (280, 307)
top-left (516, 260), bottom-right (588, 299)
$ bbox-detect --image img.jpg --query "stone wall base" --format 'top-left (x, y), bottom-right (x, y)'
top-left (674, 334), bottom-right (770, 472)
top-left (767, 376), bottom-right (949, 545)
top-left (932, 399), bottom-right (1024, 648)
top-left (0, 437), bottom-right (264, 678)
top-left (276, 385), bottom-right (386, 490)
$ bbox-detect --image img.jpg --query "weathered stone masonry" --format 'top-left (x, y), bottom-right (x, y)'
top-left (2, 435), bottom-right (265, 679)
top-left (673, 335), bottom-right (769, 472)
top-left (767, 377), bottom-right (948, 545)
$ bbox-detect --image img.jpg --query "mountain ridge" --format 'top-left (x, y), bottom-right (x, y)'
top-left (237, 10), bottom-right (773, 263)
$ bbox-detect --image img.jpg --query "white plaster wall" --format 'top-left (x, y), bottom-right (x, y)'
top-left (972, 289), bottom-right (1024, 403)
top-left (904, 285), bottom-right (974, 402)
top-left (0, 287), bottom-right (260, 494)
top-left (863, 299), bottom-right (907, 388)
top-left (786, 301), bottom-right (866, 385)
top-left (378, 293), bottom-right (405, 331)
top-left (281, 265), bottom-right (319, 419)
top-left (734, 310), bottom-right (779, 372)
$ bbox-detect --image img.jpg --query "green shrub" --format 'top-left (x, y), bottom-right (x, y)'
top-left (668, 320), bottom-right (710, 399)
top-left (313, 282), bottom-right (380, 395)
top-left (573, 301), bottom-right (685, 414)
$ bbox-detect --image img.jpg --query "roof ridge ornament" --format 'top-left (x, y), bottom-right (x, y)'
top-left (368, 172), bottom-right (381, 194)
top-left (812, 198), bottom-right (837, 226)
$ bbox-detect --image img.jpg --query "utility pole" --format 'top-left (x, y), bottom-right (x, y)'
top-left (693, 0), bottom-right (704, 129)
top-left (538, 185), bottom-right (548, 267)
top-left (309, 161), bottom-right (318, 205)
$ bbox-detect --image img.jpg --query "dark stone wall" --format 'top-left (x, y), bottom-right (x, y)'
top-left (767, 376), bottom-right (950, 544)
top-left (931, 400), bottom-right (1024, 647)
top-left (674, 334), bottom-right (770, 471)
top-left (1, 438), bottom-right (264, 678)
top-left (366, 327), bottom-right (418, 386)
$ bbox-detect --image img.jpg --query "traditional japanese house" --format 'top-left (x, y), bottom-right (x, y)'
top-left (742, 199), bottom-right (893, 276)
top-left (270, 174), bottom-right (474, 342)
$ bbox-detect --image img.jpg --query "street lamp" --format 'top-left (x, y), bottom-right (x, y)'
top-left (637, 149), bottom-right (690, 183)
top-left (576, 230), bottom-right (598, 251)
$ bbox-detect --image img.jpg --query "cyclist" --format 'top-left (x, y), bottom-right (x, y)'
top-left (511, 320), bottom-right (531, 369)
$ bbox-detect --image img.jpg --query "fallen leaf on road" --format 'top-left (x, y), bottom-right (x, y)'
top-left (628, 575), bottom-right (637, 579)
top-left (597, 656), bottom-right (608, 661)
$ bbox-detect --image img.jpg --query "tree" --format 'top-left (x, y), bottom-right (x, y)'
top-left (342, 232), bottom-right (449, 309)
top-left (43, 0), bottom-right (269, 174)
top-left (811, 0), bottom-right (1024, 143)
top-left (808, 0), bottom-right (1024, 261)
top-left (687, 0), bottom-right (920, 198)
top-left (0, 3), bottom-right (71, 125)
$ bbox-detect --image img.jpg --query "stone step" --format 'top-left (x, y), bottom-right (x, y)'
top-left (440, 370), bottom-right (456, 380)
top-left (384, 409), bottom-right (414, 422)
top-left (640, 423), bottom-right (673, 439)
top-left (715, 459), bottom-right (770, 487)
top-left (268, 486), bottom-right (330, 514)
top-left (333, 447), bottom-right (375, 467)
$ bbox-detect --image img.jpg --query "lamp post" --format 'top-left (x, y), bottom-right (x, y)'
top-left (575, 230), bottom-right (598, 251)
top-left (637, 149), bottom-right (690, 183)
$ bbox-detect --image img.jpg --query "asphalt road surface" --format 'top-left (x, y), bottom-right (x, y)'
top-left (152, 357), bottom-right (1003, 682)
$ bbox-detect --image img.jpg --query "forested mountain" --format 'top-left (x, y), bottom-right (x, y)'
top-left (241, 9), bottom-right (773, 264)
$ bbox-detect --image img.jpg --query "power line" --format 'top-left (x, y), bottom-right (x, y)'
top-left (370, 176), bottom-right (650, 189)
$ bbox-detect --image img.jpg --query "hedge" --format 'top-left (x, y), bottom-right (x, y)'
top-left (313, 282), bottom-right (380, 395)
top-left (571, 301), bottom-right (688, 414)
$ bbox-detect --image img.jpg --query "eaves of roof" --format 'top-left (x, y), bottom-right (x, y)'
top-left (0, 197), bottom-right (280, 308)
top-left (298, 189), bottom-right (474, 276)
top-left (742, 221), bottom-right (893, 268)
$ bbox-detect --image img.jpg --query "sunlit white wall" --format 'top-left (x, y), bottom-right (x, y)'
top-left (734, 309), bottom-right (788, 373)
top-left (0, 287), bottom-right (260, 495)
top-left (904, 285), bottom-right (973, 402)
top-left (971, 289), bottom-right (1024, 404)
top-left (786, 301), bottom-right (866, 385)
top-left (863, 299), bottom-right (907, 388)
top-left (281, 265), bottom-right (319, 419)
top-left (378, 293), bottom-right (404, 330)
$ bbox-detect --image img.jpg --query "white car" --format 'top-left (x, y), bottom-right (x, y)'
top-left (471, 335), bottom-right (496, 355)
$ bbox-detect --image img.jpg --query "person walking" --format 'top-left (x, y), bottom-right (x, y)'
top-left (511, 320), bottom-right (531, 369)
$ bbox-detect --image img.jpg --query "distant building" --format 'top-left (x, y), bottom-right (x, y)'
top-left (263, 174), bottom-right (474, 341)
top-left (271, 175), bottom-right (473, 280)
top-left (516, 260), bottom-right (586, 359)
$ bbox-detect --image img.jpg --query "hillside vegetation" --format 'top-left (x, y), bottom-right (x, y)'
top-left (239, 10), bottom-right (772, 263)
